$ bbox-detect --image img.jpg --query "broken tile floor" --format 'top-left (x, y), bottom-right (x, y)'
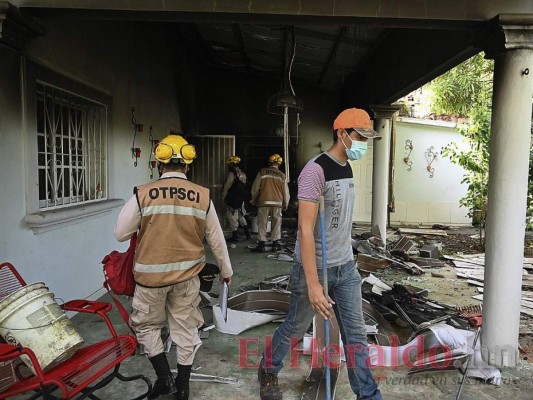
top-left (10, 225), bottom-right (533, 399)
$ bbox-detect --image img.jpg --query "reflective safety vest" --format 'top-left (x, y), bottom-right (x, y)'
top-left (255, 167), bottom-right (286, 208)
top-left (133, 177), bottom-right (210, 287)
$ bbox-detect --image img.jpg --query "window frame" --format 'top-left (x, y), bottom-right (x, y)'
top-left (24, 60), bottom-right (122, 234)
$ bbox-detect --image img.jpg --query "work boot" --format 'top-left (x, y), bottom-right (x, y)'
top-left (175, 364), bottom-right (192, 400)
top-left (226, 230), bottom-right (239, 243)
top-left (252, 241), bottom-right (266, 253)
top-left (148, 353), bottom-right (177, 399)
top-left (243, 225), bottom-right (251, 239)
top-left (272, 241), bottom-right (282, 252)
top-left (258, 364), bottom-right (282, 400)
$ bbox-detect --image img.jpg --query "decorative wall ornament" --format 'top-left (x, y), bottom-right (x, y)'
top-left (424, 146), bottom-right (438, 178)
top-left (131, 106), bottom-right (143, 167)
top-left (148, 125), bottom-right (157, 179)
top-left (403, 139), bottom-right (413, 171)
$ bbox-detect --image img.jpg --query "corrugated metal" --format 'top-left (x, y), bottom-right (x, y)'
top-left (190, 135), bottom-right (235, 230)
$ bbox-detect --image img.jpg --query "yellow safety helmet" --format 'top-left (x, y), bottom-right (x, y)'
top-left (226, 155), bottom-right (241, 165)
top-left (154, 134), bottom-right (196, 165)
top-left (268, 153), bottom-right (283, 165)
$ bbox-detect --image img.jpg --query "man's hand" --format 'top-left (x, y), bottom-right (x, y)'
top-left (221, 276), bottom-right (232, 286)
top-left (307, 281), bottom-right (334, 320)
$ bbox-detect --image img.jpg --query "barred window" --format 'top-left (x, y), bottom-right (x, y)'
top-left (36, 82), bottom-right (107, 210)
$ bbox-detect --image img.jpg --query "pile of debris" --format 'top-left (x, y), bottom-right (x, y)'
top-left (445, 253), bottom-right (533, 318)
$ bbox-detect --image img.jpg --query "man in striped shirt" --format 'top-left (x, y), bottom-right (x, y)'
top-left (258, 109), bottom-right (383, 400)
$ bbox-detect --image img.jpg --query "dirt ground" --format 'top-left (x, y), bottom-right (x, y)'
top-left (375, 228), bottom-right (533, 363)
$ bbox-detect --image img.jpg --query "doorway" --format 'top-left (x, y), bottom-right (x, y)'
top-left (189, 135), bottom-right (235, 230)
top-left (350, 143), bottom-right (374, 223)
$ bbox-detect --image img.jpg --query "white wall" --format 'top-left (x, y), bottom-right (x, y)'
top-left (390, 117), bottom-right (471, 226)
top-left (0, 19), bottom-right (183, 300)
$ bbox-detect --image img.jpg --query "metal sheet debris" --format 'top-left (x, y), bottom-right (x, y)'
top-left (213, 290), bottom-right (290, 335)
top-left (220, 281), bottom-right (229, 322)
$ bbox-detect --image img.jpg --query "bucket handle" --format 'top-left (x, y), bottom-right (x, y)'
top-left (0, 293), bottom-right (67, 331)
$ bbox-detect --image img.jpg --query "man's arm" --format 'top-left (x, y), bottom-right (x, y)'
top-left (204, 201), bottom-right (233, 284)
top-left (299, 200), bottom-right (333, 319)
top-left (283, 179), bottom-right (290, 210)
top-left (114, 194), bottom-right (141, 242)
top-left (250, 172), bottom-right (261, 205)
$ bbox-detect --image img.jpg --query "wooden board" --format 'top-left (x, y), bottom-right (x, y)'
top-left (398, 228), bottom-right (448, 236)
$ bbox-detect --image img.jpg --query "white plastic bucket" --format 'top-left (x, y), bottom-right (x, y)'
top-left (0, 283), bottom-right (84, 372)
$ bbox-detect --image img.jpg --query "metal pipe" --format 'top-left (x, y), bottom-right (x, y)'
top-left (283, 105), bottom-right (290, 182)
top-left (455, 326), bottom-right (481, 400)
top-left (318, 196), bottom-right (331, 400)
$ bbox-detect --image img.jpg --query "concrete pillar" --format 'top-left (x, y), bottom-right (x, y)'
top-left (482, 17), bottom-right (533, 367)
top-left (369, 105), bottom-right (401, 243)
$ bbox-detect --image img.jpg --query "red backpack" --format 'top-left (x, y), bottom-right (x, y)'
top-left (102, 233), bottom-right (137, 297)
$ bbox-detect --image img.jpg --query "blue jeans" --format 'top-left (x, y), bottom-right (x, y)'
top-left (262, 260), bottom-right (382, 400)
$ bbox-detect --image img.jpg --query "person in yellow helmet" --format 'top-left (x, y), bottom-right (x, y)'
top-left (114, 134), bottom-right (233, 400)
top-left (222, 155), bottom-right (251, 242)
top-left (250, 153), bottom-right (290, 252)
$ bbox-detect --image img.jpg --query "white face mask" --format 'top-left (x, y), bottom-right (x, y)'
top-left (341, 133), bottom-right (368, 160)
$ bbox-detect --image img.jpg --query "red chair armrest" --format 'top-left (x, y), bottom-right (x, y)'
top-left (62, 299), bottom-right (113, 314)
top-left (0, 343), bottom-right (21, 358)
top-left (62, 300), bottom-right (118, 337)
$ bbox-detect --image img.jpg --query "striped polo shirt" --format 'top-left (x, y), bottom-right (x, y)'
top-left (294, 152), bottom-right (355, 268)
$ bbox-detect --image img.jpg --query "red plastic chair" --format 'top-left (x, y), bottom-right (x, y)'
top-left (0, 262), bottom-right (151, 399)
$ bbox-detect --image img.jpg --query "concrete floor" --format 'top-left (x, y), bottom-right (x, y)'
top-left (13, 228), bottom-right (533, 399)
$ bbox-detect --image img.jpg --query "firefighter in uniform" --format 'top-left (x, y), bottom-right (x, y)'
top-left (115, 134), bottom-right (233, 400)
top-left (222, 155), bottom-right (251, 242)
top-left (250, 154), bottom-right (290, 252)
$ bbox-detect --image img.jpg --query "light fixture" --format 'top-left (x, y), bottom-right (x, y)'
top-left (267, 25), bottom-right (303, 182)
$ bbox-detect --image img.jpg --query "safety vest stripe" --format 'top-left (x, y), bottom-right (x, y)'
top-left (141, 205), bottom-right (207, 219)
top-left (261, 175), bottom-right (284, 181)
top-left (135, 256), bottom-right (206, 273)
top-left (261, 200), bottom-right (283, 206)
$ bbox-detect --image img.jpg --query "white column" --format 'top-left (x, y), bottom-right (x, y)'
top-left (369, 105), bottom-right (401, 244)
top-left (482, 20), bottom-right (533, 366)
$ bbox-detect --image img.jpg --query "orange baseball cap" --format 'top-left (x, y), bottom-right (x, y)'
top-left (333, 108), bottom-right (381, 138)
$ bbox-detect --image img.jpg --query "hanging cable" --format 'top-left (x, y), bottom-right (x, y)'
top-left (148, 125), bottom-right (154, 179)
top-left (288, 25), bottom-right (297, 96)
top-left (131, 107), bottom-right (139, 167)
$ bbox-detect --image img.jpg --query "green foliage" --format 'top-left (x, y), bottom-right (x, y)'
top-left (428, 53), bottom-right (494, 117)
top-left (435, 53), bottom-right (493, 232)
top-left (434, 52), bottom-right (533, 232)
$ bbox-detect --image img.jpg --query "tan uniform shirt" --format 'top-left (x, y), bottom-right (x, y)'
top-left (115, 172), bottom-right (233, 283)
top-left (251, 166), bottom-right (290, 208)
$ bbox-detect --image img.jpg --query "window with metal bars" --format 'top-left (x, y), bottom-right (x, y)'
top-left (36, 82), bottom-right (107, 209)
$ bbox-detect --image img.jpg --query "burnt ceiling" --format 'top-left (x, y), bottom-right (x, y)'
top-left (20, 7), bottom-right (490, 107)
top-left (178, 22), bottom-right (385, 91)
